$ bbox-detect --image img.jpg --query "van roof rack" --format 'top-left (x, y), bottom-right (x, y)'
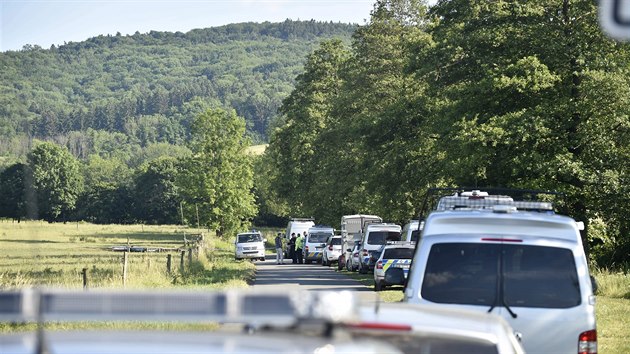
top-left (417, 187), bottom-right (565, 222)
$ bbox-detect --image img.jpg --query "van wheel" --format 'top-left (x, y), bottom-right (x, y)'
top-left (359, 265), bottom-right (367, 274)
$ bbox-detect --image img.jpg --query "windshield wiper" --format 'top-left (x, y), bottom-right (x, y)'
top-left (487, 246), bottom-right (518, 319)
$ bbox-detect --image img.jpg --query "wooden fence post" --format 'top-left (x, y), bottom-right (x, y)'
top-left (82, 268), bottom-right (88, 289)
top-left (167, 254), bottom-right (172, 274)
top-left (188, 249), bottom-right (193, 267)
top-left (122, 252), bottom-right (128, 287)
top-left (180, 251), bottom-right (185, 271)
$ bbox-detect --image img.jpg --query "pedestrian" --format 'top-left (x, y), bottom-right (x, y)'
top-left (289, 233), bottom-right (297, 264)
top-left (296, 232), bottom-right (305, 264)
top-left (274, 232), bottom-right (284, 264)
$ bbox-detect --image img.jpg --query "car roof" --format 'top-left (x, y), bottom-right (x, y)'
top-left (355, 303), bottom-right (524, 354)
top-left (423, 209), bottom-right (581, 243)
top-left (237, 231), bottom-right (261, 236)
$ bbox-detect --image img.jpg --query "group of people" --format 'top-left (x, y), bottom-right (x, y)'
top-left (274, 232), bottom-right (307, 264)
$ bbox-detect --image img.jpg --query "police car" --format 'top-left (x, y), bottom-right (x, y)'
top-left (373, 241), bottom-right (415, 291)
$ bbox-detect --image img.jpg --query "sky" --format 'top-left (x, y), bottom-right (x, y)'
top-left (0, 0), bottom-right (376, 52)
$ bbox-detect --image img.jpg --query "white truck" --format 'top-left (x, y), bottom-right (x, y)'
top-left (338, 215), bottom-right (382, 271)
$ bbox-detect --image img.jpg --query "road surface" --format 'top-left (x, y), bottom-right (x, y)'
top-left (251, 255), bottom-right (379, 303)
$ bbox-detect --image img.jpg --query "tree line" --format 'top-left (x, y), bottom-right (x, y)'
top-left (0, 106), bottom-right (256, 236)
top-left (0, 20), bottom-right (355, 161)
top-left (260, 0), bottom-right (630, 268)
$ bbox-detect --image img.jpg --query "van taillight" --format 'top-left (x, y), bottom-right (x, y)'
top-left (362, 249), bottom-right (368, 256)
top-left (578, 330), bottom-right (597, 354)
top-left (376, 261), bottom-right (383, 270)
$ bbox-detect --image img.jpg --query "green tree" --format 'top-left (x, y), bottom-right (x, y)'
top-left (0, 163), bottom-right (28, 221)
top-left (27, 141), bottom-right (83, 221)
top-left (177, 107), bottom-right (257, 236)
top-left (134, 157), bottom-right (181, 225)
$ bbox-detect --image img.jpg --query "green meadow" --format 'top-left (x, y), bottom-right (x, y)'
top-left (0, 220), bottom-right (255, 289)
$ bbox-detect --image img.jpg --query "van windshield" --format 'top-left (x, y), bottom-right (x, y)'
top-left (237, 234), bottom-right (262, 243)
top-left (330, 238), bottom-right (342, 245)
top-left (421, 243), bottom-right (581, 309)
top-left (308, 233), bottom-right (330, 243)
top-left (367, 231), bottom-right (401, 245)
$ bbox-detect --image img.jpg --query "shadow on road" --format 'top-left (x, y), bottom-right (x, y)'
top-left (252, 259), bottom-right (371, 292)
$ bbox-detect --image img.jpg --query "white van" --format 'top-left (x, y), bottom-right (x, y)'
top-left (357, 223), bottom-right (401, 274)
top-left (403, 206), bottom-right (597, 354)
top-left (401, 220), bottom-right (423, 242)
top-left (234, 231), bottom-right (266, 261)
top-left (303, 226), bottom-right (334, 263)
top-left (284, 218), bottom-right (315, 257)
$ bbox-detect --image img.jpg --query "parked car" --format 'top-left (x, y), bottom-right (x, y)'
top-left (322, 235), bottom-right (343, 266)
top-left (373, 242), bottom-right (415, 291)
top-left (349, 302), bottom-right (525, 354)
top-left (234, 231), bottom-right (266, 261)
top-left (345, 241), bottom-right (361, 272)
top-left (304, 225), bottom-right (334, 263)
top-left (358, 223), bottom-right (401, 274)
top-left (403, 190), bottom-right (597, 354)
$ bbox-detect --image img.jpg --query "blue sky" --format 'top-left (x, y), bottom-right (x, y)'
top-left (0, 0), bottom-right (376, 51)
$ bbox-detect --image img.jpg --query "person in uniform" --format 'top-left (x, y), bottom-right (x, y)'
top-left (289, 233), bottom-right (297, 263)
top-left (295, 232), bottom-right (305, 264)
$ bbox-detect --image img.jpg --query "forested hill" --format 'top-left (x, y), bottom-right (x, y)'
top-left (0, 20), bottom-right (356, 159)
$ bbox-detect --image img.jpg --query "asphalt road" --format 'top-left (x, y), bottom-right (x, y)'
top-left (251, 254), bottom-right (378, 302)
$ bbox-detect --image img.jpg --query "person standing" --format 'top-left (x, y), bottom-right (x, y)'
top-left (289, 233), bottom-right (297, 264)
top-left (295, 232), bottom-right (305, 264)
top-left (274, 232), bottom-right (284, 265)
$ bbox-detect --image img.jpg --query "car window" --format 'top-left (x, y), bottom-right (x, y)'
top-left (367, 231), bottom-right (401, 245)
top-left (237, 234), bottom-right (262, 243)
top-left (330, 238), bottom-right (342, 245)
top-left (422, 243), bottom-right (581, 308)
top-left (308, 233), bottom-right (330, 243)
top-left (383, 248), bottom-right (414, 259)
top-left (410, 230), bottom-right (421, 242)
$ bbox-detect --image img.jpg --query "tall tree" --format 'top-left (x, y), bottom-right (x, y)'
top-left (177, 107), bottom-right (257, 236)
top-left (134, 157), bottom-right (181, 225)
top-left (0, 163), bottom-right (28, 222)
top-left (27, 141), bottom-right (83, 221)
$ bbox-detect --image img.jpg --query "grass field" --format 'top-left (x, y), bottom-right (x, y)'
top-left (341, 267), bottom-right (630, 354)
top-left (0, 220), bottom-right (255, 289)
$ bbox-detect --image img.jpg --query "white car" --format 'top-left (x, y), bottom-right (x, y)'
top-left (404, 191), bottom-right (597, 354)
top-left (0, 289), bottom-right (404, 354)
top-left (345, 240), bottom-right (361, 272)
top-left (234, 231), bottom-right (266, 261)
top-left (349, 302), bottom-right (525, 354)
top-left (373, 242), bottom-right (414, 291)
top-left (303, 225), bottom-right (334, 263)
top-left (321, 235), bottom-right (343, 266)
